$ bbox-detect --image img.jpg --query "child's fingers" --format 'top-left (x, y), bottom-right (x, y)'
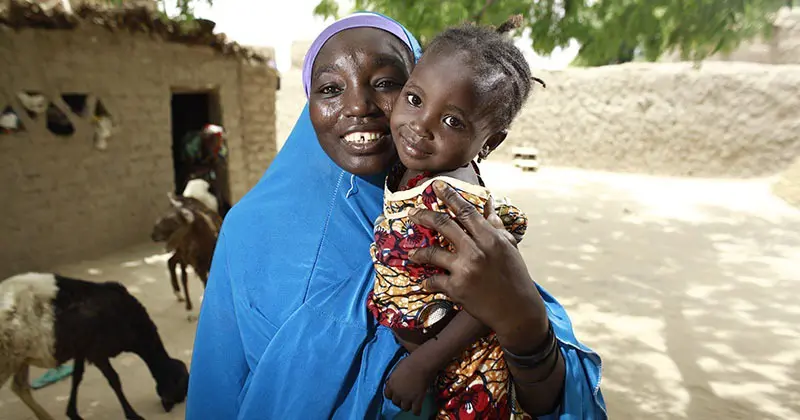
top-left (401, 399), bottom-right (412, 412)
top-left (384, 382), bottom-right (394, 400)
top-left (484, 195), bottom-right (505, 230)
top-left (412, 396), bottom-right (424, 416)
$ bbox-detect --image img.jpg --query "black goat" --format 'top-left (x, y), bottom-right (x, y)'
top-left (0, 272), bottom-right (189, 420)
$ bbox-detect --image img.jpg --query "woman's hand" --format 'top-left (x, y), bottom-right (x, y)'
top-left (407, 180), bottom-right (549, 354)
top-left (408, 181), bottom-right (566, 416)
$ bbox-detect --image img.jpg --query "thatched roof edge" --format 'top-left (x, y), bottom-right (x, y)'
top-left (0, 0), bottom-right (272, 66)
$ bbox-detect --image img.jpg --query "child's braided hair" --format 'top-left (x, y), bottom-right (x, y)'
top-left (427, 14), bottom-right (545, 131)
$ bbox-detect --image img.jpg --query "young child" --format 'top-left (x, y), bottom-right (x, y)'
top-left (367, 15), bottom-right (545, 420)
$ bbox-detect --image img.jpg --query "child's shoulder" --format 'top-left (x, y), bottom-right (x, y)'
top-left (435, 165), bottom-right (481, 186)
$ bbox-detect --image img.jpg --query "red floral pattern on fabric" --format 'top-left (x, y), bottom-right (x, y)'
top-left (400, 171), bottom-right (433, 191)
top-left (444, 384), bottom-right (491, 419)
top-left (368, 170), bottom-right (531, 419)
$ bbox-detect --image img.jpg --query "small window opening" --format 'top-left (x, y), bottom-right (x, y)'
top-left (93, 99), bottom-right (114, 150)
top-left (17, 91), bottom-right (47, 119)
top-left (46, 102), bottom-right (74, 136)
top-left (62, 94), bottom-right (88, 116)
top-left (1, 106), bottom-right (23, 134)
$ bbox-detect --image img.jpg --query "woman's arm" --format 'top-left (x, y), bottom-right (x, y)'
top-left (493, 301), bottom-right (566, 415)
top-left (186, 231), bottom-right (250, 419)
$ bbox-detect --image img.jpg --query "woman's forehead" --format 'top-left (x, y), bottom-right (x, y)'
top-left (312, 28), bottom-right (412, 75)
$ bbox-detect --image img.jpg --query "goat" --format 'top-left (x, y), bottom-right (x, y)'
top-left (182, 178), bottom-right (218, 215)
top-left (151, 193), bottom-right (221, 311)
top-left (0, 272), bottom-right (189, 420)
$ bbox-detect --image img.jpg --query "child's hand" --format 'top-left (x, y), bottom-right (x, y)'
top-left (384, 356), bottom-right (435, 416)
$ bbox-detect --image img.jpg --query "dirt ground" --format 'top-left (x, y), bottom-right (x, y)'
top-left (2, 163), bottom-right (800, 420)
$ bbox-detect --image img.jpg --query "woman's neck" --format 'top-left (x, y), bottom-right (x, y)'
top-left (350, 171), bottom-right (386, 189)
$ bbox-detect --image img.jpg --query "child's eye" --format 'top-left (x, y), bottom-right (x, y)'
top-left (406, 93), bottom-right (422, 107)
top-left (443, 115), bottom-right (463, 129)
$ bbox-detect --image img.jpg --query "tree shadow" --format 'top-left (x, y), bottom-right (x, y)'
top-left (491, 167), bottom-right (800, 420)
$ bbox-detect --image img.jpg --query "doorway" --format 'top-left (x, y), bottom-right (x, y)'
top-left (170, 90), bottom-right (230, 215)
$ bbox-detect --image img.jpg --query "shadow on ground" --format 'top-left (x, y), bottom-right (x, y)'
top-left (483, 165), bottom-right (800, 420)
top-left (2, 163), bottom-right (799, 420)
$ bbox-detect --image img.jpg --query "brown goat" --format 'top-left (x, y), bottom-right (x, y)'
top-left (151, 193), bottom-right (221, 311)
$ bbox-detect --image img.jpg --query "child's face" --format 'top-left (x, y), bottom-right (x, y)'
top-left (390, 51), bottom-right (497, 172)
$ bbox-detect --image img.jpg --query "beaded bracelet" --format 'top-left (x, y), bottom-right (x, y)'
top-left (501, 322), bottom-right (557, 369)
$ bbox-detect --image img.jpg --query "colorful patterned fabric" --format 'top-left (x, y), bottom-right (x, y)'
top-left (181, 124), bottom-right (228, 166)
top-left (368, 174), bottom-right (531, 419)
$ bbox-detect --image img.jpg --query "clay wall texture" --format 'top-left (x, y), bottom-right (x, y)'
top-left (0, 25), bottom-right (278, 278)
top-left (504, 61), bottom-right (800, 178)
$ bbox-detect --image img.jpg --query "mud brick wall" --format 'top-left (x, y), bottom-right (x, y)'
top-left (237, 64), bottom-right (278, 197)
top-left (502, 61), bottom-right (800, 178)
top-left (0, 25), bottom-right (278, 278)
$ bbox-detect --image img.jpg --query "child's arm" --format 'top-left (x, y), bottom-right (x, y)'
top-left (412, 310), bottom-right (490, 366)
top-left (385, 311), bottom-right (490, 414)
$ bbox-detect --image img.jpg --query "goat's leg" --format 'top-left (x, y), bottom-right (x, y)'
top-left (181, 263), bottom-right (192, 311)
top-left (168, 254), bottom-right (184, 302)
top-left (11, 364), bottom-right (55, 420)
top-left (94, 358), bottom-right (144, 420)
top-left (65, 358), bottom-right (85, 420)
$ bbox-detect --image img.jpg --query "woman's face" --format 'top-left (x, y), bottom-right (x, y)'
top-left (308, 28), bottom-right (415, 176)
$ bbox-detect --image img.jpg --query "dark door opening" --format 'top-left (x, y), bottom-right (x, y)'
top-left (170, 91), bottom-right (231, 216)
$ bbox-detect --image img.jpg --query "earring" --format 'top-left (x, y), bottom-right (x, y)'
top-left (477, 145), bottom-right (491, 163)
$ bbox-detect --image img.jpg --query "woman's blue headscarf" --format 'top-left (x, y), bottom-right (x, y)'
top-left (187, 11), bottom-right (605, 420)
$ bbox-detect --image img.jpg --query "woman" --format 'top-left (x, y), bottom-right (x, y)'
top-left (186, 12), bottom-right (604, 419)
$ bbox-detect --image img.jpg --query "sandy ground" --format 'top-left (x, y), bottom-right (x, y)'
top-left (2, 162), bottom-right (800, 419)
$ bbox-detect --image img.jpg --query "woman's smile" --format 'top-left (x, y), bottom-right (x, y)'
top-left (339, 127), bottom-right (393, 155)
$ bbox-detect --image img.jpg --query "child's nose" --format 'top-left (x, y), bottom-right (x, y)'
top-left (408, 119), bottom-right (433, 140)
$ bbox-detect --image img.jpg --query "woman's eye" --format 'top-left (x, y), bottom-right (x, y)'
top-left (406, 93), bottom-right (422, 107)
top-left (375, 79), bottom-right (399, 89)
top-left (320, 85), bottom-right (341, 95)
top-left (443, 115), bottom-right (463, 129)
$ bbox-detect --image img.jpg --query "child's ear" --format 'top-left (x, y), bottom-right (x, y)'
top-left (479, 130), bottom-right (508, 161)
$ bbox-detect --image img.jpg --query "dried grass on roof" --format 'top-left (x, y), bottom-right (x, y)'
top-left (0, 0), bottom-right (268, 64)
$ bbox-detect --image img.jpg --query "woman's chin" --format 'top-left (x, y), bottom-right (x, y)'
top-left (340, 149), bottom-right (398, 176)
